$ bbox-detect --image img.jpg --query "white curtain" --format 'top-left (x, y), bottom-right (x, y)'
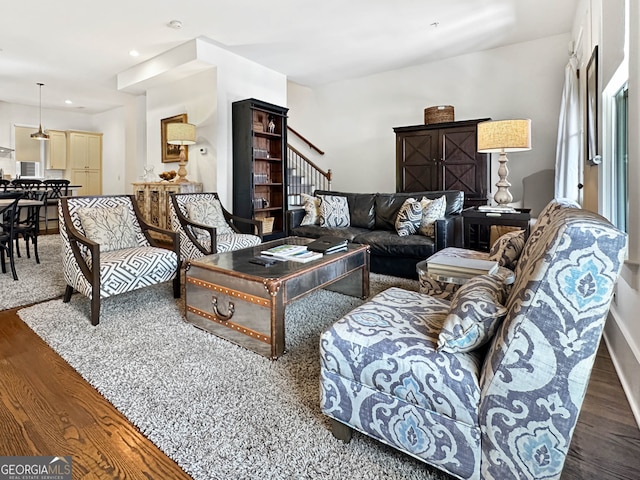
top-left (555, 56), bottom-right (582, 202)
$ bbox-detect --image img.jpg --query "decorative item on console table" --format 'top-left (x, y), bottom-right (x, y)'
top-left (166, 121), bottom-right (196, 183)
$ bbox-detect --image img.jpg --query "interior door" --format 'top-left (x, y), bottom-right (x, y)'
top-left (397, 130), bottom-right (441, 191)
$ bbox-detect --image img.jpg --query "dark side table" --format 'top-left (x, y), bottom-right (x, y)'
top-left (462, 207), bottom-right (531, 251)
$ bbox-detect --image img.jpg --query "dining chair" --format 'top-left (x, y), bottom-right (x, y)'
top-left (0, 179), bottom-right (10, 192)
top-left (12, 190), bottom-right (47, 264)
top-left (0, 192), bottom-right (23, 280)
top-left (11, 178), bottom-right (43, 191)
top-left (42, 179), bottom-right (70, 232)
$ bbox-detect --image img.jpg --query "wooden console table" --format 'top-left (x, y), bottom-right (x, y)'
top-left (133, 181), bottom-right (203, 231)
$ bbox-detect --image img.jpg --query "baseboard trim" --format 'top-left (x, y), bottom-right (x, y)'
top-left (604, 311), bottom-right (640, 429)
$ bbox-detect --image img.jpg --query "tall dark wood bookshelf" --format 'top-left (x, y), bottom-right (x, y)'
top-left (232, 98), bottom-right (289, 240)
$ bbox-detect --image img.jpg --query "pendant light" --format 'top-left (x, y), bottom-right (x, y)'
top-left (30, 82), bottom-right (49, 141)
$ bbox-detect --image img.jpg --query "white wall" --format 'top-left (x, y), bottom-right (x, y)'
top-left (586, 0), bottom-right (640, 426)
top-left (119, 37), bottom-right (288, 206)
top-left (288, 34), bottom-right (570, 202)
top-left (0, 102), bottom-right (97, 179)
top-left (94, 106), bottom-right (127, 194)
top-left (146, 68), bottom-right (217, 192)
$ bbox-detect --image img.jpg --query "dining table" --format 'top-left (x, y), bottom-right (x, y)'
top-left (0, 196), bottom-right (46, 280)
top-left (0, 198), bottom-right (45, 208)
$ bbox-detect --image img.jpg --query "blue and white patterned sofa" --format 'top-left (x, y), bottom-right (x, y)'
top-left (319, 202), bottom-right (627, 479)
top-left (59, 195), bottom-right (181, 326)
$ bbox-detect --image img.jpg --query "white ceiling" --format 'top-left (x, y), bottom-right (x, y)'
top-left (1, 0), bottom-right (578, 114)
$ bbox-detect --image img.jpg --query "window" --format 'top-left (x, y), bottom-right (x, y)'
top-left (612, 84), bottom-right (628, 232)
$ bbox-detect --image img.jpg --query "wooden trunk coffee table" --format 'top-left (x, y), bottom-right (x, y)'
top-left (185, 237), bottom-right (370, 359)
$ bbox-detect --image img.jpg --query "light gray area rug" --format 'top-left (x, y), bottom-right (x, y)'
top-left (0, 234), bottom-right (66, 310)
top-left (19, 274), bottom-right (451, 480)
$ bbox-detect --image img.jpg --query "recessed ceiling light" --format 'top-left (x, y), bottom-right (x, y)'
top-left (129, 50), bottom-right (140, 57)
top-left (168, 19), bottom-right (182, 29)
top-left (430, 21), bottom-right (440, 28)
top-left (65, 100), bottom-right (73, 105)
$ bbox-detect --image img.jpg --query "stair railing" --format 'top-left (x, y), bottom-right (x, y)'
top-left (288, 126), bottom-right (325, 155)
top-left (287, 144), bottom-right (332, 208)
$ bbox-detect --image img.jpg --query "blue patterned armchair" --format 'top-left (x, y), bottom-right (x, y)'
top-left (59, 195), bottom-right (181, 326)
top-left (320, 203), bottom-right (626, 479)
top-left (169, 192), bottom-right (262, 262)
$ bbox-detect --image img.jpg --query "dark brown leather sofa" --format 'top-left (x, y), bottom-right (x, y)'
top-left (287, 189), bottom-right (464, 278)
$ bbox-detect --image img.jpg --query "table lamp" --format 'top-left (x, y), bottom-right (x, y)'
top-left (477, 119), bottom-right (531, 206)
top-left (167, 122), bottom-right (196, 183)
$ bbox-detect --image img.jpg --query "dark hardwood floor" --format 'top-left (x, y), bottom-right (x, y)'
top-left (0, 306), bottom-right (191, 480)
top-left (1, 304), bottom-right (639, 479)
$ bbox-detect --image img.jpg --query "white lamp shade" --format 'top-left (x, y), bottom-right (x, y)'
top-left (167, 122), bottom-right (196, 145)
top-left (477, 119), bottom-right (531, 153)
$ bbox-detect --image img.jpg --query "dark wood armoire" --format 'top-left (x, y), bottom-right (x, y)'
top-left (394, 118), bottom-right (490, 207)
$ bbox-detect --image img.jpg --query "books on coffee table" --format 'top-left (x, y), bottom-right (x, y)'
top-left (426, 256), bottom-right (498, 278)
top-left (306, 236), bottom-right (349, 254)
top-left (260, 244), bottom-right (323, 263)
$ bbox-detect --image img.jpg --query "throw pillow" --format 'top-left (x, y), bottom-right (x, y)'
top-left (418, 195), bottom-right (447, 237)
top-left (394, 197), bottom-right (432, 236)
top-left (488, 229), bottom-right (526, 270)
top-left (394, 198), bottom-right (422, 236)
top-left (300, 193), bottom-right (321, 226)
top-left (77, 205), bottom-right (139, 252)
top-left (437, 274), bottom-right (508, 353)
top-left (186, 199), bottom-right (235, 236)
top-left (318, 195), bottom-right (350, 228)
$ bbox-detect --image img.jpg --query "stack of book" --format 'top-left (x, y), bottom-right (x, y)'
top-left (260, 244), bottom-right (323, 263)
top-left (477, 205), bottom-right (517, 214)
top-left (426, 256), bottom-right (498, 279)
top-left (306, 236), bottom-right (348, 254)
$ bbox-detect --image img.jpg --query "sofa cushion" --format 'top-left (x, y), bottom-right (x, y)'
top-left (77, 205), bottom-right (138, 252)
top-left (375, 190), bottom-right (464, 231)
top-left (315, 190), bottom-right (376, 229)
top-left (318, 194), bottom-right (351, 227)
top-left (290, 224), bottom-right (369, 242)
top-left (187, 233), bottom-right (263, 256)
top-left (488, 229), bottom-right (526, 270)
top-left (354, 230), bottom-right (435, 258)
top-left (437, 275), bottom-right (508, 353)
top-left (418, 195), bottom-right (447, 237)
top-left (320, 287), bottom-right (482, 425)
top-left (300, 193), bottom-right (321, 226)
top-left (85, 246), bottom-right (178, 297)
top-left (395, 197), bottom-right (426, 236)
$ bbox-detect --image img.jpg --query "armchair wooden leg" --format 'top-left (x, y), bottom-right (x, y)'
top-left (91, 295), bottom-right (100, 326)
top-left (329, 418), bottom-right (353, 443)
top-left (173, 274), bottom-right (181, 298)
top-left (63, 285), bottom-right (73, 303)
